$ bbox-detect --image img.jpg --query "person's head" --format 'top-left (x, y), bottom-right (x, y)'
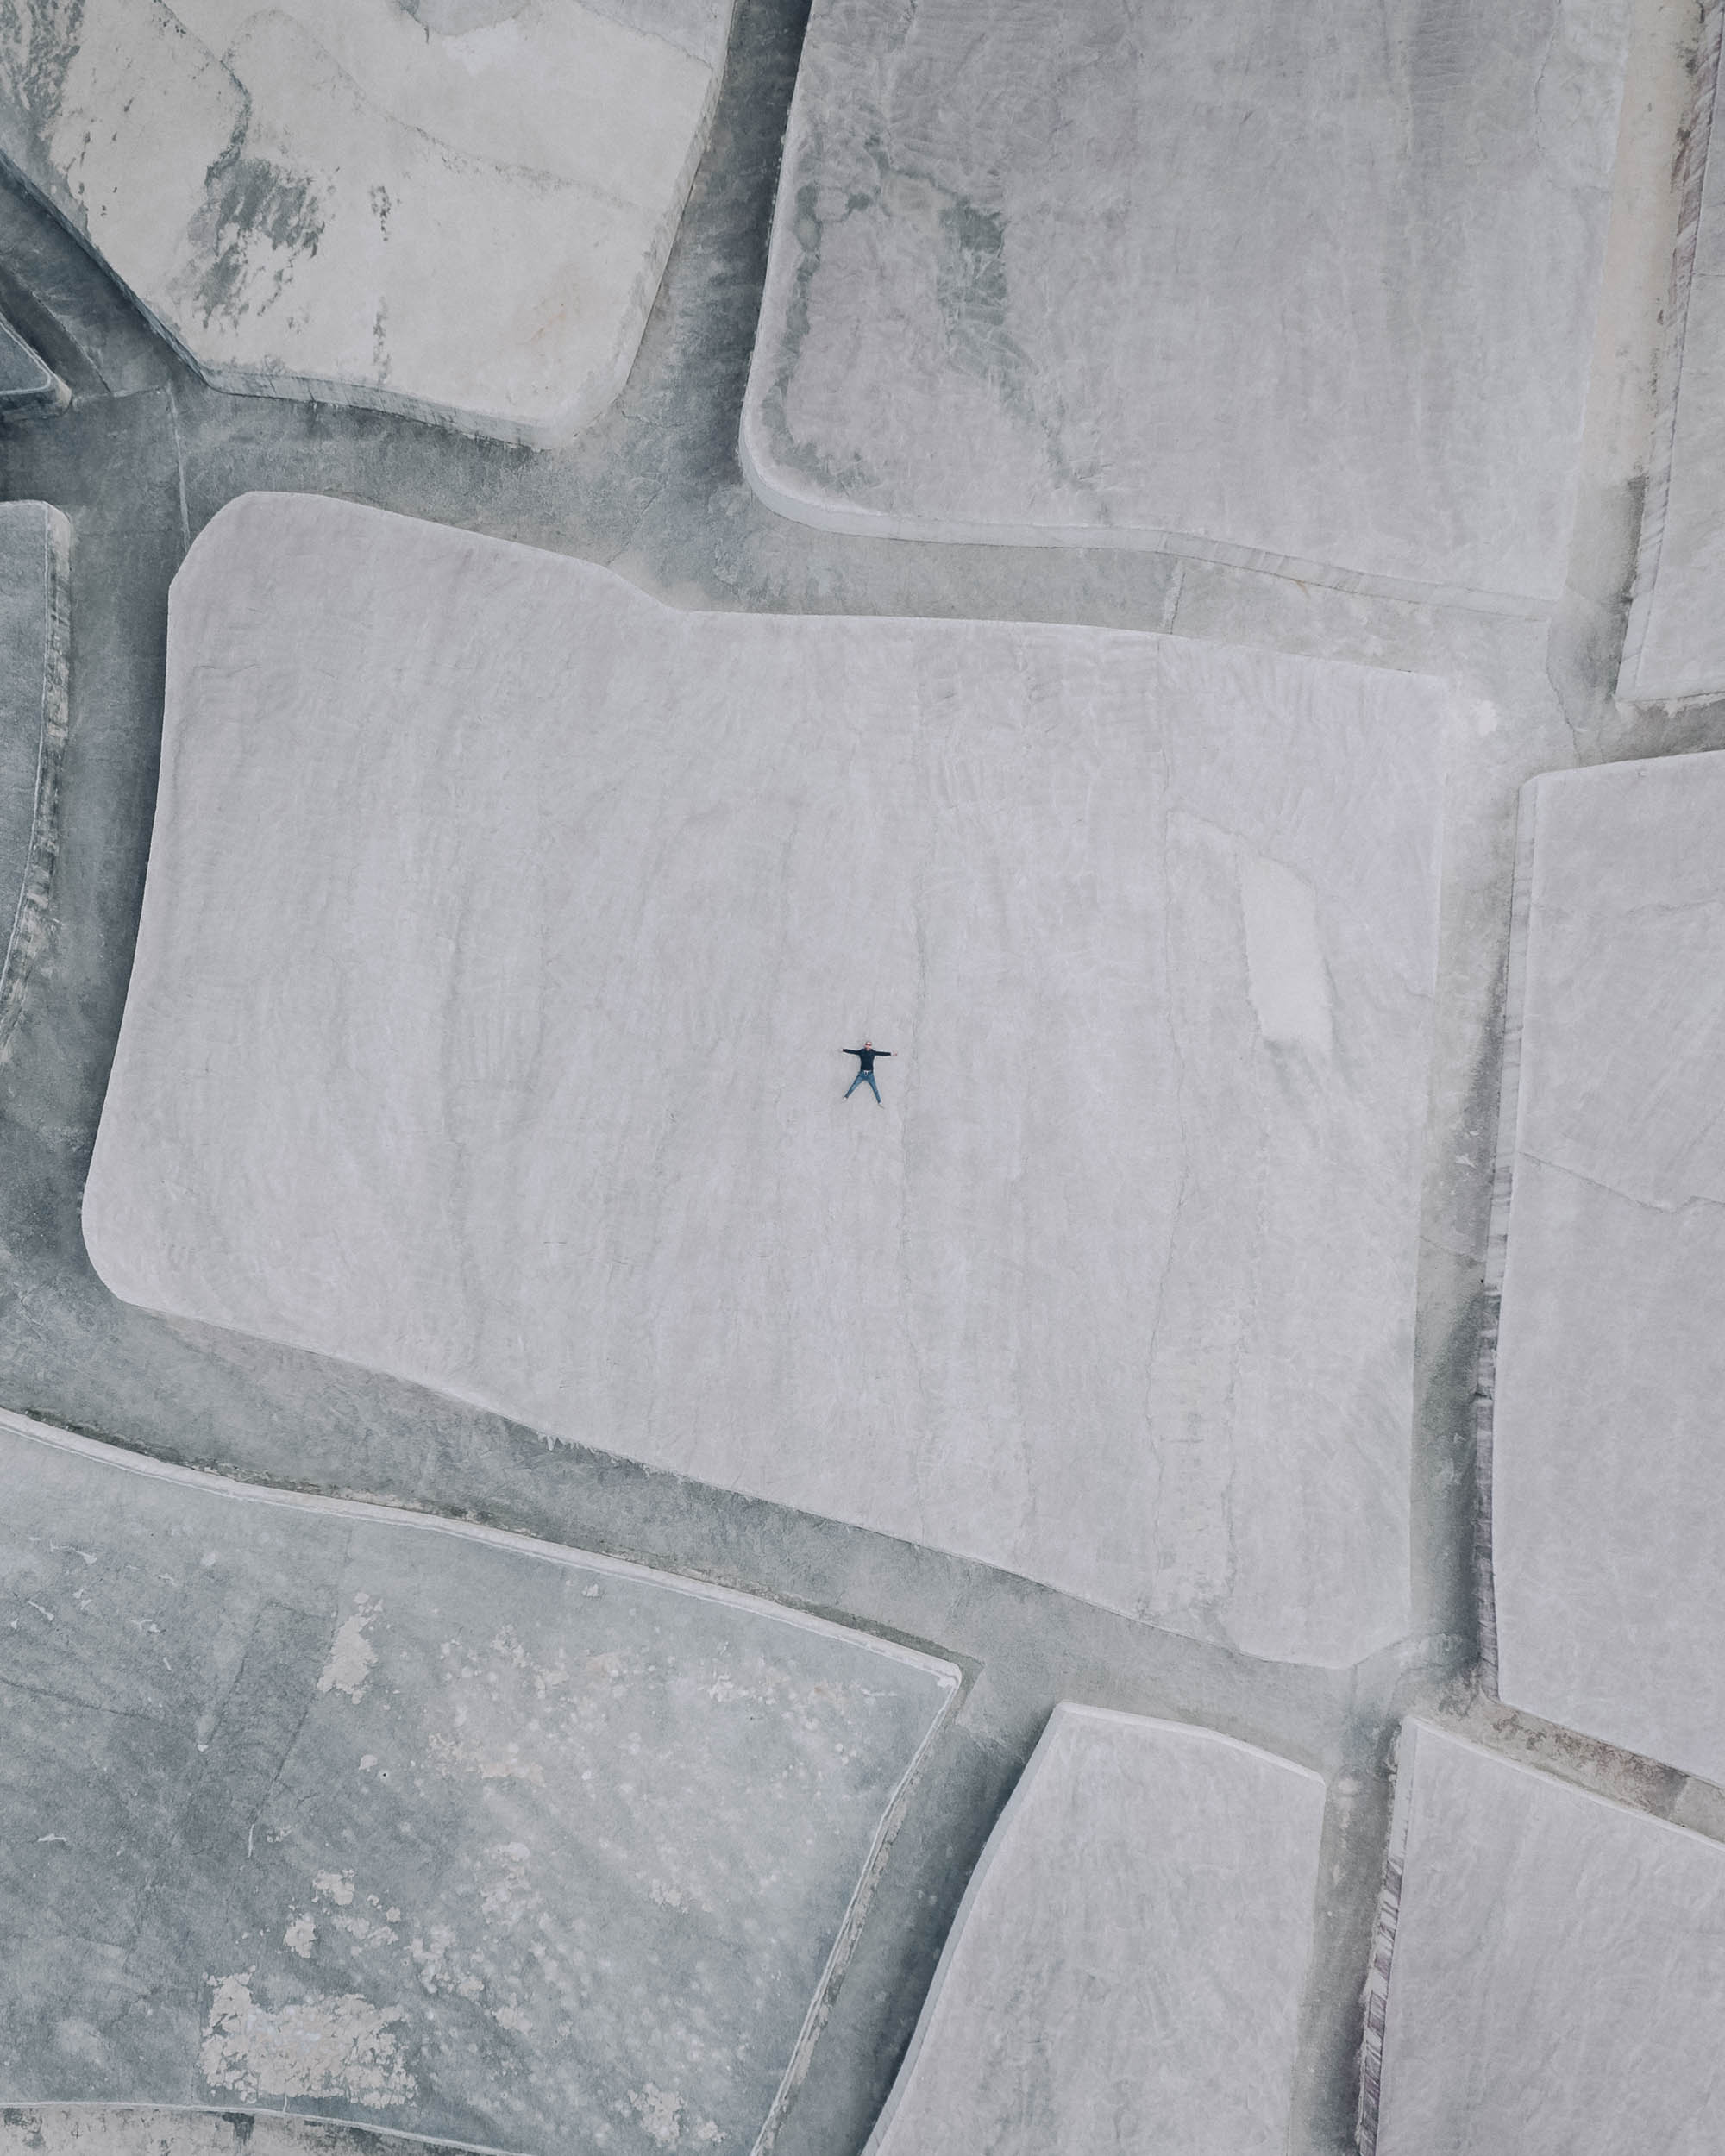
top-left (863, 1038), bottom-right (871, 1048)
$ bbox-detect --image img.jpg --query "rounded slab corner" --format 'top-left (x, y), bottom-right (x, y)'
top-left (78, 1147), bottom-right (151, 1317)
top-left (737, 388), bottom-right (849, 538)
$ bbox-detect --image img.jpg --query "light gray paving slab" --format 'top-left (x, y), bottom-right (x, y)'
top-left (1620, 0), bottom-right (1725, 699)
top-left (0, 317), bottom-right (65, 412)
top-left (82, 492), bottom-right (1449, 1669)
top-left (1364, 1718), bottom-right (1725, 2155)
top-left (0, 498), bottom-right (69, 1057)
top-left (0, 0), bottom-right (736, 444)
top-left (742, 0), bottom-right (1633, 609)
top-left (1486, 752), bottom-right (1725, 1781)
top-left (0, 1408), bottom-right (958, 2156)
top-left (864, 1704), bottom-right (1324, 2156)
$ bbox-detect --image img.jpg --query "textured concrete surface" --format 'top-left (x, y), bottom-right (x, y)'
top-left (743, 0), bottom-right (1634, 607)
top-left (0, 497), bottom-right (68, 1056)
top-left (0, 0), bottom-right (1711, 2143)
top-left (1364, 1718), bottom-right (1725, 2154)
top-left (0, 317), bottom-right (63, 412)
top-left (0, 1411), bottom-right (957, 2153)
top-left (0, 0), bottom-right (735, 444)
top-left (85, 491), bottom-right (1446, 1670)
top-left (1486, 753), bottom-right (1725, 1784)
top-left (867, 1705), bottom-right (1323, 2156)
top-left (1620, 0), bottom-right (1725, 697)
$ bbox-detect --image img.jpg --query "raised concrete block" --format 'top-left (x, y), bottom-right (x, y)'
top-left (1621, 6), bottom-right (1725, 699)
top-left (0, 499), bottom-right (70, 1056)
top-left (0, 0), bottom-right (735, 444)
top-left (865, 1705), bottom-right (1324, 2156)
top-left (1363, 1719), bottom-right (1725, 2154)
top-left (0, 1409), bottom-right (958, 2154)
top-left (83, 492), bottom-right (1449, 1668)
top-left (1486, 753), bottom-right (1725, 1783)
top-left (742, 0), bottom-right (1632, 609)
top-left (0, 317), bottom-right (66, 413)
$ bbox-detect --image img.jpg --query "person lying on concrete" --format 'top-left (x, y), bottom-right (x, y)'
top-left (841, 1041), bottom-right (892, 1103)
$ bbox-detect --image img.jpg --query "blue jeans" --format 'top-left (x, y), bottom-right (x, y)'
top-left (845, 1069), bottom-right (881, 1103)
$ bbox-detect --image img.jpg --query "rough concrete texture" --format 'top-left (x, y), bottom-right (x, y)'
top-left (866, 1705), bottom-right (1324, 2156)
top-left (1363, 1717), bottom-right (1725, 2153)
top-left (0, 317), bottom-right (64, 412)
top-left (1620, 0), bottom-right (1725, 696)
top-left (0, 1411), bottom-right (958, 2153)
top-left (0, 0), bottom-right (1716, 2145)
top-left (1485, 753), bottom-right (1725, 1784)
top-left (0, 0), bottom-right (735, 444)
top-left (85, 490), bottom-right (1446, 1670)
top-left (743, 0), bottom-right (1634, 608)
top-left (0, 497), bottom-right (69, 1056)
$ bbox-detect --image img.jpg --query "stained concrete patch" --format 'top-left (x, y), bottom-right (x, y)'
top-left (0, 1410), bottom-right (958, 2155)
top-left (865, 1705), bottom-right (1324, 2156)
top-left (1485, 753), bottom-right (1725, 1783)
top-left (0, 0), bottom-right (735, 443)
top-left (0, 498), bottom-right (69, 1057)
top-left (1620, 0), bottom-right (1725, 697)
top-left (1363, 1718), bottom-right (1725, 2154)
top-left (742, 0), bottom-right (1633, 608)
top-left (83, 491), bottom-right (1449, 1669)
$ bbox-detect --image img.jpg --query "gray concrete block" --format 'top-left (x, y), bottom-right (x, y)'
top-left (0, 498), bottom-right (70, 1058)
top-left (1485, 752), bottom-right (1725, 1782)
top-left (0, 317), bottom-right (66, 412)
top-left (0, 0), bottom-right (735, 444)
top-left (865, 1704), bottom-right (1324, 2156)
top-left (741, 0), bottom-right (1633, 609)
top-left (1363, 1718), bottom-right (1725, 2154)
top-left (81, 491), bottom-right (1451, 1670)
top-left (0, 1408), bottom-right (958, 2155)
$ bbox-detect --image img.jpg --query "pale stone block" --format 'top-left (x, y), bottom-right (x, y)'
top-left (83, 492), bottom-right (1450, 1667)
top-left (743, 0), bottom-right (1632, 609)
top-left (1364, 1719), bottom-right (1725, 2155)
top-left (0, 0), bottom-right (733, 443)
top-left (866, 1705), bottom-right (1325, 2156)
top-left (1488, 753), bottom-right (1725, 1782)
top-left (0, 498), bottom-right (70, 1056)
top-left (0, 1409), bottom-right (957, 2155)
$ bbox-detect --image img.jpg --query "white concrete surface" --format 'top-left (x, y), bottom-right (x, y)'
top-left (1487, 753), bottom-right (1725, 1782)
top-left (1365, 1718), bottom-right (1725, 2154)
top-left (0, 0), bottom-right (734, 443)
top-left (742, 0), bottom-right (1634, 608)
top-left (0, 1408), bottom-right (957, 2156)
top-left (82, 492), bottom-right (1450, 1669)
top-left (0, 499), bottom-right (70, 1056)
top-left (865, 1704), bottom-right (1324, 2156)
top-left (1620, 1), bottom-right (1725, 698)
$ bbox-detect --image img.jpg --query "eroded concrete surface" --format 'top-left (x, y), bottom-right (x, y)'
top-left (85, 492), bottom-right (1446, 1670)
top-left (0, 0), bottom-right (736, 443)
top-left (0, 0), bottom-right (1720, 2145)
top-left (0, 1413), bottom-right (957, 2153)
top-left (743, 0), bottom-right (1634, 606)
top-left (0, 497), bottom-right (68, 1055)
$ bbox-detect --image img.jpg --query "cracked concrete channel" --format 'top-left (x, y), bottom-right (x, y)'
top-left (3, 0), bottom-right (1725, 2150)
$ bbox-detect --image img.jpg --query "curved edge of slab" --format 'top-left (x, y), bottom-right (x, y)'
top-left (0, 314), bottom-right (69, 411)
top-left (0, 1406), bottom-right (963, 2156)
top-left (0, 498), bottom-right (71, 1058)
top-left (861, 1704), bottom-right (1326, 2156)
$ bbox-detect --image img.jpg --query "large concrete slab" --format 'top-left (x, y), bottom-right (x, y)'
top-left (865, 1704), bottom-right (1324, 2156)
top-left (82, 492), bottom-right (1448, 1669)
top-left (0, 0), bottom-right (735, 444)
top-left (1620, 3), bottom-right (1725, 698)
top-left (1362, 1718), bottom-right (1725, 2154)
top-left (1486, 753), bottom-right (1725, 1781)
top-left (0, 1407), bottom-right (958, 2154)
top-left (742, 0), bottom-right (1633, 609)
top-left (0, 498), bottom-right (69, 1057)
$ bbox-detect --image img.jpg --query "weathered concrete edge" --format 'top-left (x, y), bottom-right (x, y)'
top-left (1353, 1717), bottom-right (1417, 2156)
top-left (1617, 0), bottom-right (1725, 701)
top-left (0, 500), bottom-right (69, 1060)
